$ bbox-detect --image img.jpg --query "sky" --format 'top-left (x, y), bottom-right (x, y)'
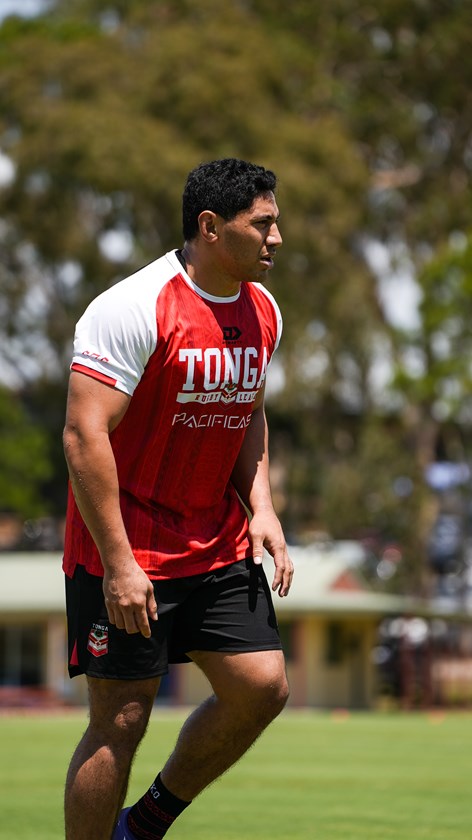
top-left (363, 238), bottom-right (422, 331)
top-left (0, 0), bottom-right (50, 22)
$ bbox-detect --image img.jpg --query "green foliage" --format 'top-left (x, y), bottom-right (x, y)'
top-left (1, 0), bottom-right (472, 591)
top-left (0, 0), bottom-right (375, 370)
top-left (318, 417), bottom-right (428, 591)
top-left (0, 387), bottom-right (51, 516)
top-left (394, 235), bottom-right (472, 420)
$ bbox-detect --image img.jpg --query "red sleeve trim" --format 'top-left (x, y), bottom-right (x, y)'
top-left (71, 363), bottom-right (117, 388)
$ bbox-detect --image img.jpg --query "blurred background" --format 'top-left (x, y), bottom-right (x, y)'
top-left (1, 0), bottom-right (472, 711)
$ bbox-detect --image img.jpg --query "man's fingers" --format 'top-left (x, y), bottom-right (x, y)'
top-left (272, 550), bottom-right (294, 597)
top-left (116, 607), bottom-right (149, 636)
top-left (106, 600), bottom-right (152, 637)
top-left (105, 600), bottom-right (117, 626)
top-left (147, 590), bottom-right (158, 621)
top-left (272, 565), bottom-right (285, 595)
top-left (135, 605), bottom-right (152, 638)
top-left (103, 570), bottom-right (157, 637)
top-left (251, 536), bottom-right (264, 565)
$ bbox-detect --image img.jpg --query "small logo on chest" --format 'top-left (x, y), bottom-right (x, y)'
top-left (220, 383), bottom-right (238, 405)
top-left (222, 326), bottom-right (242, 342)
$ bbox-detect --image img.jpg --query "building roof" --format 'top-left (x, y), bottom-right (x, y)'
top-left (0, 552), bottom-right (65, 614)
top-left (0, 545), bottom-right (406, 619)
top-left (2, 544), bottom-right (469, 622)
top-left (262, 544), bottom-right (407, 618)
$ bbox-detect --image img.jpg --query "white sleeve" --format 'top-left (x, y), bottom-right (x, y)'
top-left (71, 276), bottom-right (158, 396)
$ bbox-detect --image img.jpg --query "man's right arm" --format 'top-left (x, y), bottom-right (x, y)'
top-left (63, 370), bottom-right (157, 637)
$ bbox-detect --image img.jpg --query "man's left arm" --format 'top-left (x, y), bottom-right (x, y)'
top-left (231, 390), bottom-right (293, 597)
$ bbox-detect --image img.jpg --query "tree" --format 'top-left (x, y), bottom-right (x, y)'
top-left (1, 1), bottom-right (472, 593)
top-left (0, 386), bottom-right (51, 516)
top-left (0, 0), bottom-right (383, 521)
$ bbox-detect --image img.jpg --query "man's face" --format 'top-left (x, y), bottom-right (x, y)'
top-left (214, 192), bottom-right (282, 285)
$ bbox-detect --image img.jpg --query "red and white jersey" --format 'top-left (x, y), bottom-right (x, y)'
top-left (63, 250), bottom-right (282, 580)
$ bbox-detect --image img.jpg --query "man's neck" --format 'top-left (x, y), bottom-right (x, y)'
top-left (179, 244), bottom-right (241, 298)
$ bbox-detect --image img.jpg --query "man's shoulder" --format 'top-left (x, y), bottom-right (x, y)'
top-left (85, 251), bottom-right (183, 312)
top-left (116, 250), bottom-right (182, 294)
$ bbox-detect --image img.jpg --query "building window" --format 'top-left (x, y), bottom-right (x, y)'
top-left (325, 622), bottom-right (345, 665)
top-left (278, 621), bottom-right (295, 661)
top-left (0, 624), bottom-right (43, 686)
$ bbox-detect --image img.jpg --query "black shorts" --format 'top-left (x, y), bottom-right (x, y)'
top-left (65, 559), bottom-right (282, 680)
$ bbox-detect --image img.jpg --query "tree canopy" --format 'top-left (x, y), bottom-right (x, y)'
top-left (1, 0), bottom-right (471, 591)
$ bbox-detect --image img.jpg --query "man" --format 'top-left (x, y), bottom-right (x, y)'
top-left (62, 157), bottom-right (293, 840)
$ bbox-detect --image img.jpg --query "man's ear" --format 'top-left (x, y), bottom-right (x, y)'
top-left (198, 211), bottom-right (219, 242)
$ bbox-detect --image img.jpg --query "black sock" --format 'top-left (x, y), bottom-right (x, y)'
top-left (127, 773), bottom-right (190, 839)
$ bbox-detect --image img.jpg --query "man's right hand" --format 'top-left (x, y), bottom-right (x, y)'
top-left (103, 562), bottom-right (158, 638)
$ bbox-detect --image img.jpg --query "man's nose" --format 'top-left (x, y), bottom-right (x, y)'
top-left (267, 223), bottom-right (282, 248)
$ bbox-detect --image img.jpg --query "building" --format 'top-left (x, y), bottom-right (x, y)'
top-left (1, 544), bottom-right (467, 709)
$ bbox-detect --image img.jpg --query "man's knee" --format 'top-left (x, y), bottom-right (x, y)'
top-left (275, 670), bottom-right (290, 710)
top-left (258, 666), bottom-right (290, 721)
top-left (195, 649), bottom-right (289, 724)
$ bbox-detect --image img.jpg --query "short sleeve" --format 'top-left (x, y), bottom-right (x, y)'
top-left (71, 276), bottom-right (159, 395)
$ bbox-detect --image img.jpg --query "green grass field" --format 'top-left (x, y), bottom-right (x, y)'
top-left (1, 708), bottom-right (471, 839)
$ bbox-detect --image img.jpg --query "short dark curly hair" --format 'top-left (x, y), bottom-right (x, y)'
top-left (182, 158), bottom-right (277, 241)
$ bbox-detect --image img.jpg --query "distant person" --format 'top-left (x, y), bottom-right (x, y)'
top-left (62, 158), bottom-right (293, 840)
